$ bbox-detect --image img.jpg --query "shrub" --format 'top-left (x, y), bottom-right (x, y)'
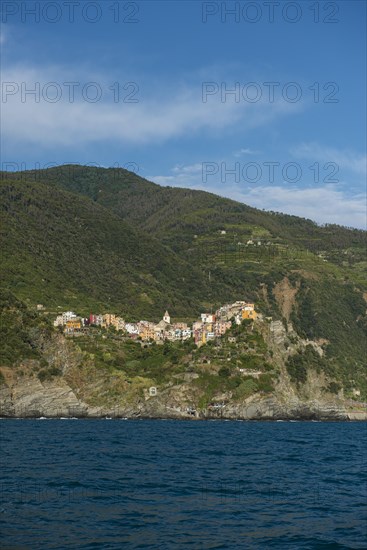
top-left (37, 369), bottom-right (48, 382)
top-left (0, 371), bottom-right (6, 386)
top-left (234, 379), bottom-right (258, 399)
top-left (218, 366), bottom-right (231, 377)
top-left (37, 366), bottom-right (62, 382)
top-left (257, 373), bottom-right (274, 393)
top-left (327, 381), bottom-right (341, 394)
top-left (286, 356), bottom-right (307, 386)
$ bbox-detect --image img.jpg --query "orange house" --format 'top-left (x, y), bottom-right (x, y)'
top-left (242, 304), bottom-right (257, 320)
top-left (66, 319), bottom-right (82, 329)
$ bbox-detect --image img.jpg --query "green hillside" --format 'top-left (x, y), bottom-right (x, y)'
top-left (0, 178), bottom-right (233, 318)
top-left (5, 165), bottom-right (364, 270)
top-left (1, 166), bottom-right (366, 388)
top-left (0, 288), bottom-right (53, 370)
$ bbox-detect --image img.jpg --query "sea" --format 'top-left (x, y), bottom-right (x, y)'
top-left (0, 419), bottom-right (366, 549)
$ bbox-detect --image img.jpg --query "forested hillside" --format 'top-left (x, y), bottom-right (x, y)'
top-left (4, 165), bottom-right (364, 266)
top-left (0, 178), bottom-right (231, 317)
top-left (1, 166), bottom-right (366, 390)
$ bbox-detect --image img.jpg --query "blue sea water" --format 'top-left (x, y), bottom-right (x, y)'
top-left (0, 420), bottom-right (366, 549)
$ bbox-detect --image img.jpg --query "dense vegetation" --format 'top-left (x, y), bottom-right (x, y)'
top-left (0, 165), bottom-right (366, 396)
top-left (0, 289), bottom-right (53, 367)
top-left (4, 164), bottom-right (364, 265)
top-left (0, 178), bottom-right (237, 318)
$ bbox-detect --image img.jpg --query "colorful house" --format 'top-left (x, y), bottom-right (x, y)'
top-left (242, 303), bottom-right (257, 320)
top-left (64, 318), bottom-right (82, 334)
top-left (201, 313), bottom-right (216, 324)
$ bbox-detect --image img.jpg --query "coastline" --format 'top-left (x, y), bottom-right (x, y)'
top-left (1, 408), bottom-right (366, 422)
top-left (1, 374), bottom-right (366, 422)
top-left (1, 417), bottom-right (365, 422)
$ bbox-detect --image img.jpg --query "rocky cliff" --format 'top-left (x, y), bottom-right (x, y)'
top-left (1, 288), bottom-right (365, 421)
top-left (1, 369), bottom-right (365, 421)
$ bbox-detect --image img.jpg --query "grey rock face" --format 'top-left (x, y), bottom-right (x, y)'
top-left (0, 378), bottom-right (88, 418)
top-left (1, 376), bottom-right (365, 420)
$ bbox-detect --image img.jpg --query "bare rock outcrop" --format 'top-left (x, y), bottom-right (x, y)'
top-left (1, 374), bottom-right (365, 421)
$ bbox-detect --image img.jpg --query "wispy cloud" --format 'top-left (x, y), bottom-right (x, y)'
top-left (228, 184), bottom-right (366, 228)
top-left (291, 142), bottom-right (367, 176)
top-left (172, 163), bottom-right (203, 175)
top-left (149, 163), bottom-right (205, 189)
top-left (149, 164), bottom-right (366, 228)
top-left (233, 148), bottom-right (260, 157)
top-left (2, 64), bottom-right (301, 149)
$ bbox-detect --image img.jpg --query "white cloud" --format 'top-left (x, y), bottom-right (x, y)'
top-left (2, 64), bottom-right (301, 148)
top-left (291, 142), bottom-right (367, 176)
top-left (172, 163), bottom-right (203, 175)
top-left (228, 184), bottom-right (366, 228)
top-left (149, 164), bottom-right (366, 228)
top-left (233, 148), bottom-right (260, 157)
top-left (149, 162), bottom-right (207, 189)
top-left (149, 174), bottom-right (203, 189)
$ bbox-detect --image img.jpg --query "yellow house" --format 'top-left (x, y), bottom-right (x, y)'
top-left (65, 319), bottom-right (82, 330)
top-left (140, 327), bottom-right (155, 341)
top-left (112, 317), bottom-right (125, 331)
top-left (102, 314), bottom-right (116, 327)
top-left (242, 303), bottom-right (257, 320)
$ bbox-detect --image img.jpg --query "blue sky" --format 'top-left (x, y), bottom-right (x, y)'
top-left (1, 0), bottom-right (366, 227)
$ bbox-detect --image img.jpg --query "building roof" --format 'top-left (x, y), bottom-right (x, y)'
top-left (156, 319), bottom-right (168, 329)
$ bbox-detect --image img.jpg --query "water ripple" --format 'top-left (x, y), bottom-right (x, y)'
top-left (1, 420), bottom-right (366, 549)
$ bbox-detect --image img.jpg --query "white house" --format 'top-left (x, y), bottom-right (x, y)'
top-left (95, 314), bottom-right (103, 326)
top-left (53, 315), bottom-right (64, 327)
top-left (182, 328), bottom-right (192, 340)
top-left (201, 313), bottom-right (215, 324)
top-left (62, 311), bottom-right (77, 323)
top-left (125, 323), bottom-right (139, 335)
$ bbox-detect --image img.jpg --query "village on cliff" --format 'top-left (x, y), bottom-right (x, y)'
top-left (53, 301), bottom-right (259, 346)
